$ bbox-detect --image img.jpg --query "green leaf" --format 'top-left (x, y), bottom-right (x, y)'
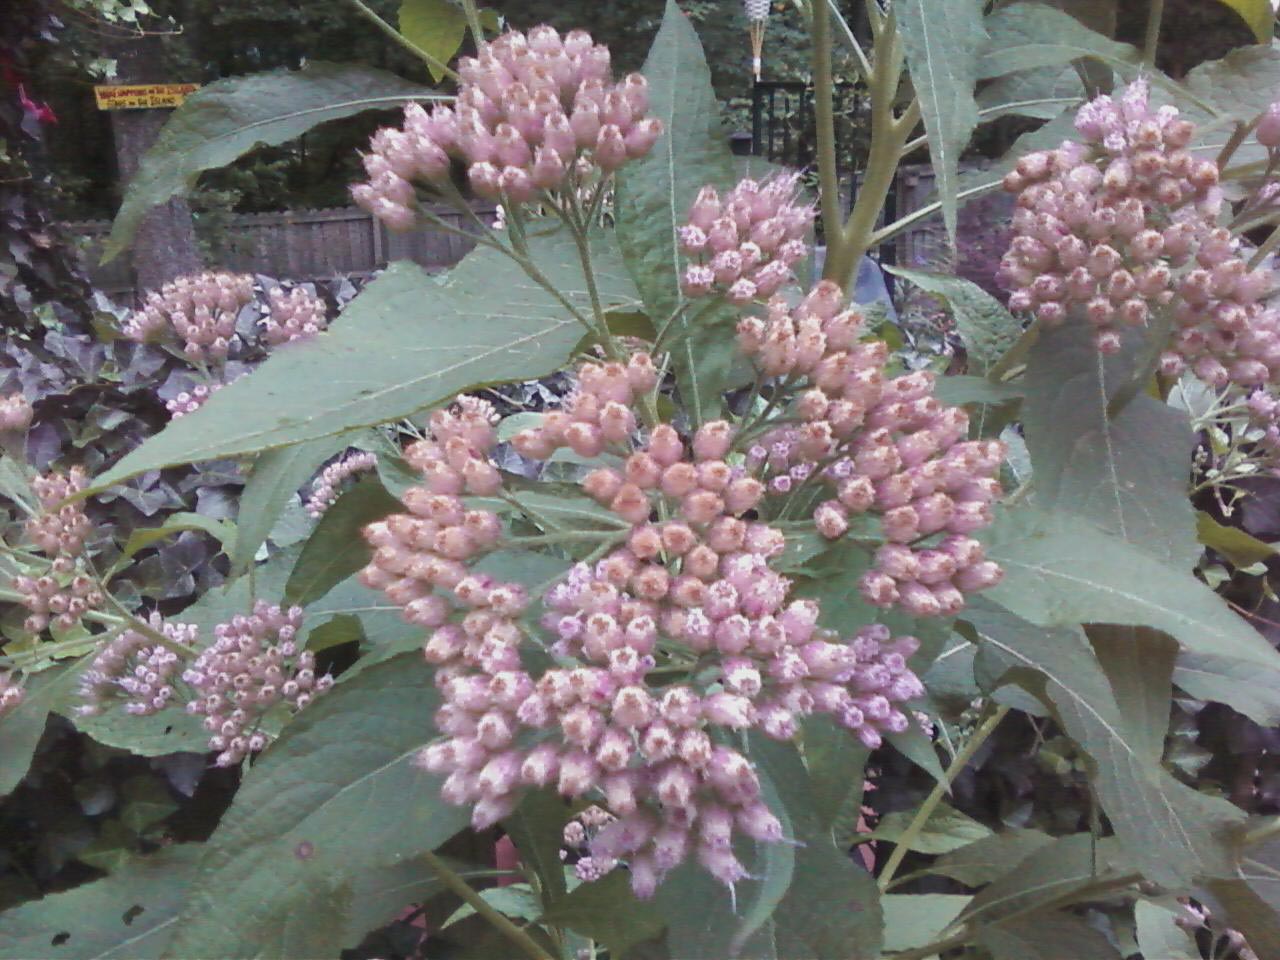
top-left (542, 872), bottom-right (667, 959)
top-left (881, 894), bottom-right (970, 953)
top-left (752, 736), bottom-right (883, 960)
top-left (1184, 44), bottom-right (1280, 129)
top-left (442, 884), bottom-right (542, 928)
top-left (103, 63), bottom-right (438, 262)
top-left (976, 65), bottom-right (1085, 121)
top-left (1134, 901), bottom-right (1200, 959)
top-left (897, 0), bottom-right (988, 243)
top-left (90, 226), bottom-right (639, 489)
top-left (970, 604), bottom-right (1243, 887)
top-left (979, 912), bottom-right (1122, 959)
top-left (885, 267), bottom-right (1021, 376)
top-left (616, 0), bottom-right (737, 424)
top-left (1204, 874), bottom-right (1280, 959)
top-left (1021, 323), bottom-right (1198, 568)
top-left (1213, 0), bottom-right (1275, 43)
top-left (398, 0), bottom-right (467, 82)
top-left (960, 833), bottom-right (1120, 924)
top-left (801, 715), bottom-right (870, 835)
top-left (285, 475), bottom-right (401, 607)
top-left (977, 2), bottom-right (1140, 80)
top-left (922, 828), bottom-right (1056, 887)
top-left (1172, 651), bottom-right (1280, 726)
top-left (981, 506), bottom-right (1280, 684)
top-left (504, 790), bottom-right (572, 904)
top-left (0, 665), bottom-right (77, 797)
top-left (932, 375), bottom-right (1024, 407)
top-left (119, 512), bottom-right (235, 564)
top-left (1197, 511), bottom-right (1277, 567)
top-left (731, 766), bottom-right (795, 956)
top-left (0, 846), bottom-right (200, 959)
top-left (164, 654), bottom-right (470, 957)
top-left (886, 721), bottom-right (948, 787)
top-left (232, 435), bottom-right (356, 575)
top-left (871, 805), bottom-right (992, 855)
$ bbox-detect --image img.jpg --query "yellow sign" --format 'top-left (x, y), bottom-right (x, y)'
top-left (94, 83), bottom-right (199, 111)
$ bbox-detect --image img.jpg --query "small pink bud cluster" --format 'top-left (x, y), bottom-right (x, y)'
top-left (1245, 390), bottom-right (1280, 461)
top-left (376, 358), bottom-right (926, 898)
top-left (25, 468), bottom-right (91, 558)
top-left (306, 451), bottom-right (380, 518)
top-left (261, 285), bottom-right (328, 345)
top-left (0, 392), bottom-right (33, 430)
top-left (122, 271), bottom-right (254, 361)
top-left (679, 175), bottom-right (815, 304)
top-left (183, 602), bottom-right (331, 766)
top-left (77, 613), bottom-right (197, 717)
top-left (510, 353), bottom-right (659, 460)
top-left (0, 672), bottom-right (23, 717)
top-left (358, 398), bottom-right (505, 631)
top-left (561, 805), bottom-right (619, 879)
top-left (353, 26), bottom-right (662, 229)
top-left (1002, 80), bottom-right (1280, 383)
top-left (736, 283), bottom-right (1005, 616)
top-left (165, 383), bottom-right (222, 420)
top-left (14, 567), bottom-right (103, 634)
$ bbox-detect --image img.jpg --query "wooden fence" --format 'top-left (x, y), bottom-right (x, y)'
top-left (65, 204), bottom-right (496, 300)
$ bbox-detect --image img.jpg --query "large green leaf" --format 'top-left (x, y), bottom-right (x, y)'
top-left (753, 736), bottom-right (883, 960)
top-left (982, 506), bottom-right (1280, 694)
top-left (881, 894), bottom-right (970, 954)
top-left (398, 0), bottom-right (467, 82)
top-left (976, 65), bottom-right (1085, 121)
top-left (232, 434), bottom-right (356, 575)
top-left (960, 833), bottom-right (1121, 924)
top-left (542, 872), bottom-right (666, 959)
top-left (103, 63), bottom-right (438, 262)
top-left (284, 475), bottom-right (401, 607)
top-left (979, 912), bottom-right (1122, 959)
top-left (971, 604), bottom-right (1242, 887)
top-left (921, 828), bottom-right (1056, 887)
top-left (163, 654), bottom-right (469, 957)
top-left (90, 226), bottom-right (639, 489)
top-left (897, 0), bottom-right (987, 243)
top-left (1022, 323), bottom-right (1198, 568)
top-left (0, 664), bottom-right (77, 797)
top-left (1134, 901), bottom-right (1200, 959)
top-left (977, 2), bottom-right (1140, 80)
top-left (0, 846), bottom-right (200, 959)
top-left (885, 267), bottom-right (1020, 376)
top-left (615, 0), bottom-right (738, 425)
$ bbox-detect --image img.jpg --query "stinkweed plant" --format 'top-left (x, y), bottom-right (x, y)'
top-left (9, 1), bottom-right (1280, 958)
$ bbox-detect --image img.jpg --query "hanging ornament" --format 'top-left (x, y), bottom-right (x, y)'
top-left (745, 0), bottom-right (770, 81)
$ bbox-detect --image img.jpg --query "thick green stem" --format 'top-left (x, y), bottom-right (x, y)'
top-left (460, 0), bottom-right (487, 50)
top-left (421, 849), bottom-right (555, 960)
top-left (810, 0), bottom-right (844, 247)
top-left (347, 0), bottom-right (460, 81)
top-left (877, 704), bottom-right (1010, 892)
top-left (1143, 0), bottom-right (1165, 67)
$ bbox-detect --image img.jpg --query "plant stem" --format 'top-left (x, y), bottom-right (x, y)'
top-left (347, 0), bottom-right (460, 81)
top-left (421, 849), bottom-right (555, 960)
top-left (1243, 815), bottom-right (1280, 847)
top-left (826, 0), bottom-right (871, 79)
top-left (460, 0), bottom-right (487, 50)
top-left (810, 0), bottom-right (844, 248)
top-left (1143, 0), bottom-right (1165, 67)
top-left (876, 704), bottom-right (1010, 892)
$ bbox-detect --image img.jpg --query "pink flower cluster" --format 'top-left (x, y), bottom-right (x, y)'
top-left (1001, 80), bottom-right (1280, 385)
top-left (679, 175), bottom-right (815, 304)
top-left (736, 283), bottom-right (1005, 616)
top-left (14, 564), bottom-right (103, 635)
top-left (165, 383), bottom-right (222, 420)
top-left (358, 398), bottom-right (506, 628)
top-left (123, 271), bottom-right (254, 362)
top-left (353, 26), bottom-right (662, 230)
top-left (262, 285), bottom-right (328, 346)
top-left (182, 602), bottom-right (331, 767)
top-left (0, 392), bottom-right (32, 430)
top-left (363, 354), bottom-right (928, 898)
top-left (77, 613), bottom-right (198, 717)
top-left (26, 468), bottom-right (91, 558)
top-left (0, 672), bottom-right (23, 717)
top-left (306, 451), bottom-right (379, 518)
